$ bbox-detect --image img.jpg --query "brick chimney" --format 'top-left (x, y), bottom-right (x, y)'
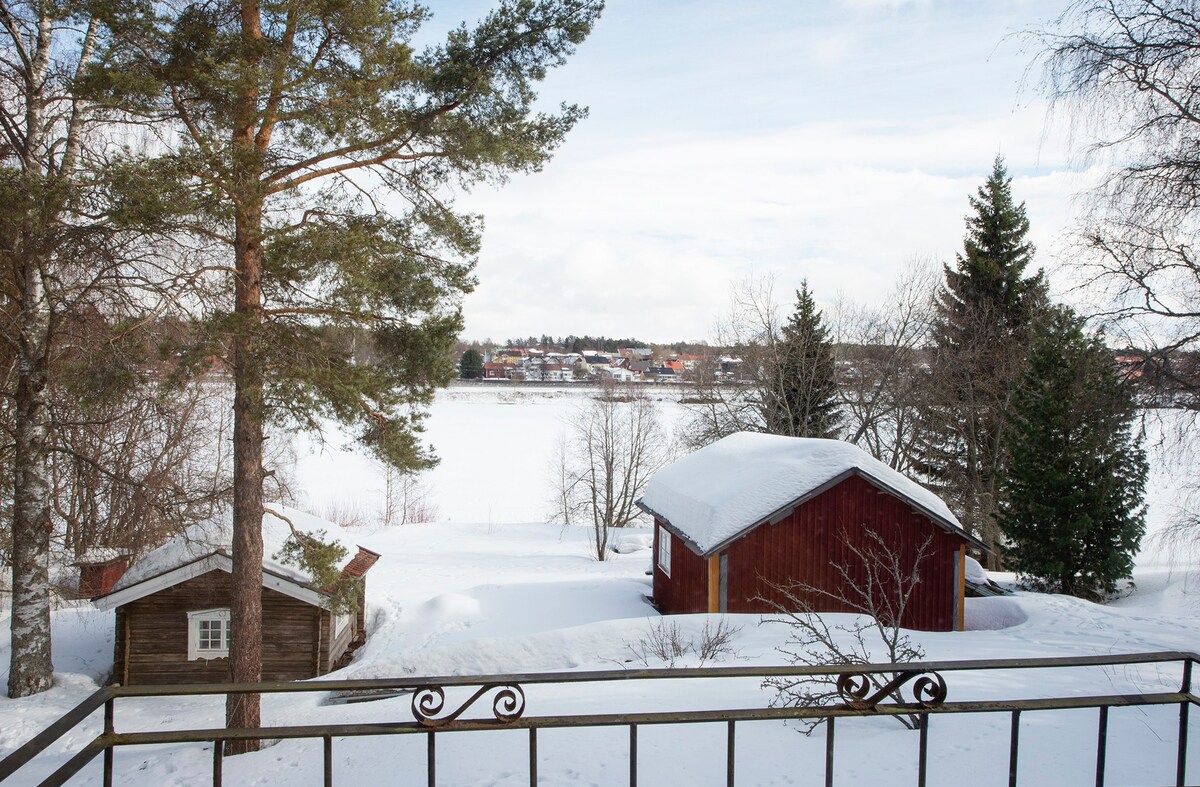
top-left (341, 545), bottom-right (381, 579)
top-left (77, 552), bottom-right (132, 599)
top-left (341, 546), bottom-right (380, 647)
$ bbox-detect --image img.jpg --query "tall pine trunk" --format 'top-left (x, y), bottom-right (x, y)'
top-left (225, 201), bottom-right (265, 753)
top-left (8, 251), bottom-right (54, 698)
top-left (224, 0), bottom-right (266, 747)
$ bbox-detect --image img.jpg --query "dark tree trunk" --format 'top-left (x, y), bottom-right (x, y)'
top-left (223, 0), bottom-right (267, 753)
top-left (224, 201), bottom-right (266, 753)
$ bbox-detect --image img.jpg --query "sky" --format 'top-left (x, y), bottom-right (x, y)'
top-left (431, 0), bottom-right (1094, 344)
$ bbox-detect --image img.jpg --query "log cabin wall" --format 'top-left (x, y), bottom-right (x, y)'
top-left (724, 474), bottom-right (962, 631)
top-left (114, 569), bottom-right (324, 685)
top-left (652, 521), bottom-right (708, 614)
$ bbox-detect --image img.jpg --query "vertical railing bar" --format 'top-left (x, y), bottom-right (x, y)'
top-left (1095, 706), bottom-right (1108, 787)
top-left (1179, 659), bottom-right (1193, 787)
top-left (917, 713), bottom-right (928, 787)
top-left (529, 728), bottom-right (537, 787)
top-left (323, 735), bottom-right (332, 787)
top-left (102, 698), bottom-right (114, 787)
top-left (427, 731), bottom-right (435, 787)
top-left (1178, 700), bottom-right (1190, 787)
top-left (726, 719), bottom-right (735, 787)
top-left (825, 717), bottom-right (835, 787)
top-left (629, 723), bottom-right (637, 787)
top-left (1008, 710), bottom-right (1021, 787)
top-left (212, 741), bottom-right (223, 787)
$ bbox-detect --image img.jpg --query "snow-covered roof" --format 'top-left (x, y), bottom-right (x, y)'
top-left (638, 432), bottom-right (971, 556)
top-left (93, 506), bottom-right (368, 610)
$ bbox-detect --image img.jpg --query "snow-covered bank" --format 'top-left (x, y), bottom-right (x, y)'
top-left (294, 385), bottom-right (1195, 566)
top-left (291, 384), bottom-right (693, 526)
top-left (2, 520), bottom-right (1200, 785)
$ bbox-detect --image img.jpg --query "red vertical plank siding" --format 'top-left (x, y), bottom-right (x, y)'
top-left (652, 519), bottom-right (709, 614)
top-left (719, 474), bottom-right (962, 631)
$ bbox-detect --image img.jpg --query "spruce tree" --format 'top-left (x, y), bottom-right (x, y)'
top-left (460, 349), bottom-right (485, 379)
top-left (920, 157), bottom-right (1047, 566)
top-left (999, 307), bottom-right (1146, 600)
top-left (761, 281), bottom-right (841, 438)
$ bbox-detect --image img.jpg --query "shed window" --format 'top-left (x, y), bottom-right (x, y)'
top-left (657, 525), bottom-right (671, 576)
top-left (334, 612), bottom-right (351, 638)
top-left (187, 608), bottom-right (231, 660)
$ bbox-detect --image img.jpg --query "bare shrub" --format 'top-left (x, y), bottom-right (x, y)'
top-left (763, 527), bottom-right (933, 732)
top-left (382, 467), bottom-right (437, 525)
top-left (625, 617), bottom-right (743, 668)
top-left (696, 618), bottom-right (742, 664)
top-left (626, 619), bottom-right (690, 667)
top-left (322, 498), bottom-right (373, 529)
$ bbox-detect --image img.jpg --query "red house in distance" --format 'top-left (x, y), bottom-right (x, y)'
top-left (637, 433), bottom-right (983, 632)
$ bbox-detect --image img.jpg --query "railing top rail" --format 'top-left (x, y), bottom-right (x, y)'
top-left (0, 687), bottom-right (112, 782)
top-left (101, 690), bottom-right (1195, 746)
top-left (105, 649), bottom-right (1200, 698)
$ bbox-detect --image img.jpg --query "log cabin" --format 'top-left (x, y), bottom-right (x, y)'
top-left (636, 432), bottom-right (985, 632)
top-left (92, 507), bottom-right (379, 685)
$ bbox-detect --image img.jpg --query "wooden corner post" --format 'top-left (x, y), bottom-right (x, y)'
top-left (707, 556), bottom-right (720, 614)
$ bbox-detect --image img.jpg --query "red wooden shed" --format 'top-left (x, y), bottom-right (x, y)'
top-left (636, 433), bottom-right (984, 632)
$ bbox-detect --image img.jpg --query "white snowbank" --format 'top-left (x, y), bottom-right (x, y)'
top-left (965, 555), bottom-right (989, 584)
top-left (114, 505), bottom-right (364, 590)
top-left (640, 432), bottom-right (963, 553)
top-left (614, 533), bottom-right (653, 553)
top-left (964, 597), bottom-right (1029, 630)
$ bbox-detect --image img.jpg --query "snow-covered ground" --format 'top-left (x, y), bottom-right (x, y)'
top-left (1, 384), bottom-right (1199, 785)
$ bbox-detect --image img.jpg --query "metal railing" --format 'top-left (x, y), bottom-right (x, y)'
top-left (2, 651), bottom-right (1197, 787)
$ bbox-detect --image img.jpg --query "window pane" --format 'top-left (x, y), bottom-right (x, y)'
top-left (196, 618), bottom-right (230, 652)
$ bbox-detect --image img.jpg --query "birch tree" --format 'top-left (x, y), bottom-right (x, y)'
top-left (1, 0), bottom-right (109, 697)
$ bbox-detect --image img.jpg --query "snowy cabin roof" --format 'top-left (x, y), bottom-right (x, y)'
top-left (93, 506), bottom-right (375, 611)
top-left (637, 432), bottom-right (980, 557)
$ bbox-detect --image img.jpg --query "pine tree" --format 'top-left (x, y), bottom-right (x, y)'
top-left (761, 281), bottom-right (841, 438)
top-left (920, 157), bottom-right (1047, 566)
top-left (998, 307), bottom-right (1146, 600)
top-left (460, 349), bottom-right (485, 379)
top-left (99, 0), bottom-right (602, 747)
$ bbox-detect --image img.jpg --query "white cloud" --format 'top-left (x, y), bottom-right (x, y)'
top-left (458, 102), bottom-right (1091, 342)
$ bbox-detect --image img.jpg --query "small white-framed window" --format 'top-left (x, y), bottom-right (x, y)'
top-left (187, 608), bottom-right (231, 661)
top-left (657, 524), bottom-right (671, 576)
top-left (334, 612), bottom-right (351, 638)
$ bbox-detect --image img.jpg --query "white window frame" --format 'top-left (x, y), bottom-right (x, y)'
top-left (187, 608), bottom-right (232, 661)
top-left (657, 525), bottom-right (671, 576)
top-left (334, 612), bottom-right (351, 638)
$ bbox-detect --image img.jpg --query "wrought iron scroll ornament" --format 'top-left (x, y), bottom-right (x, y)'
top-left (412, 683), bottom-right (526, 727)
top-left (836, 669), bottom-right (947, 710)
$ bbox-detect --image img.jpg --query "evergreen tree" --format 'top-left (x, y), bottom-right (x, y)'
top-left (460, 348), bottom-right (485, 379)
top-left (761, 281), bottom-right (841, 438)
top-left (998, 307), bottom-right (1146, 600)
top-left (920, 157), bottom-right (1047, 566)
top-left (100, 0), bottom-right (601, 747)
